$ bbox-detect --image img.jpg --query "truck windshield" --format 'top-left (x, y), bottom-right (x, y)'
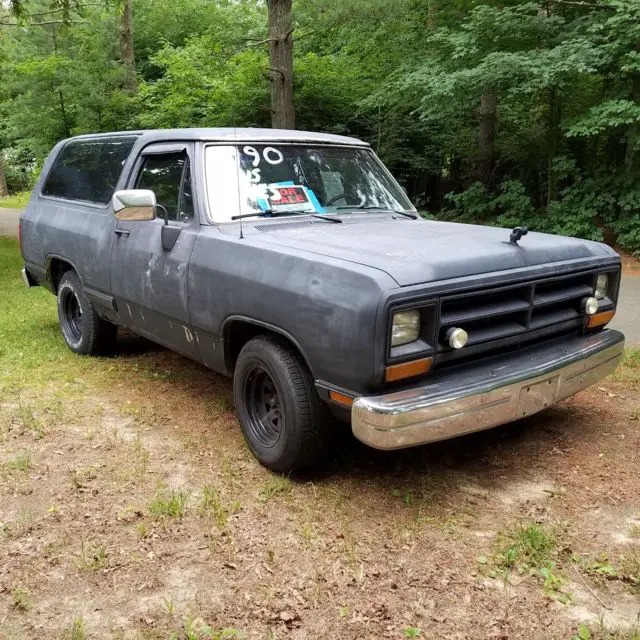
top-left (204, 144), bottom-right (415, 223)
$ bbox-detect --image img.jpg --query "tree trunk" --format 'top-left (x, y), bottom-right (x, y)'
top-left (120, 0), bottom-right (137, 93)
top-left (547, 86), bottom-right (561, 209)
top-left (476, 89), bottom-right (497, 185)
top-left (267, 0), bottom-right (295, 129)
top-left (625, 70), bottom-right (640, 169)
top-left (0, 154), bottom-right (8, 197)
top-left (58, 89), bottom-right (71, 138)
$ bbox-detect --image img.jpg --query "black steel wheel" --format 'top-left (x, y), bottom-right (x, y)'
top-left (56, 270), bottom-right (117, 355)
top-left (244, 365), bottom-right (283, 448)
top-left (59, 285), bottom-right (83, 344)
top-left (233, 335), bottom-right (330, 472)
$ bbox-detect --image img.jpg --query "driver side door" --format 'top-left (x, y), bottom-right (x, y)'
top-left (109, 142), bottom-right (200, 358)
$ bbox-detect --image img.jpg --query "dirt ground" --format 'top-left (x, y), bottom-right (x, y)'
top-left (0, 334), bottom-right (639, 640)
top-left (618, 250), bottom-right (640, 277)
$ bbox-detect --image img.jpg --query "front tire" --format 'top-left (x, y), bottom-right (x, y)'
top-left (233, 336), bottom-right (329, 472)
top-left (57, 271), bottom-right (117, 355)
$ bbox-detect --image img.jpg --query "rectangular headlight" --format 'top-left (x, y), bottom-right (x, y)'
top-left (595, 273), bottom-right (609, 300)
top-left (391, 309), bottom-right (420, 347)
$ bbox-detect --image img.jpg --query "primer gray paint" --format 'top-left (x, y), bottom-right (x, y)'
top-left (20, 128), bottom-right (622, 401)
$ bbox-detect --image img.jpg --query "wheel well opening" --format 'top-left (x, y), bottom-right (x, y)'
top-left (48, 258), bottom-right (74, 293)
top-left (224, 321), bottom-right (311, 376)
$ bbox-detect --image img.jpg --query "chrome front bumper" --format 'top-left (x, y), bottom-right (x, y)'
top-left (352, 329), bottom-right (625, 450)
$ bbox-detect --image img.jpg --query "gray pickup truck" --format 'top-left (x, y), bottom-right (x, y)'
top-left (20, 128), bottom-right (625, 472)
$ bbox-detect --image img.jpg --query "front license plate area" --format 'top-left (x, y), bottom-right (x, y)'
top-left (517, 377), bottom-right (559, 418)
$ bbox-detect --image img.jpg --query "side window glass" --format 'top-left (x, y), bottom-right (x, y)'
top-left (135, 151), bottom-right (190, 223)
top-left (42, 136), bottom-right (137, 204)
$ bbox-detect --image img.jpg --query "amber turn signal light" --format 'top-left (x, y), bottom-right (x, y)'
top-left (385, 357), bottom-right (433, 383)
top-left (586, 309), bottom-right (615, 329)
top-left (329, 391), bottom-right (354, 407)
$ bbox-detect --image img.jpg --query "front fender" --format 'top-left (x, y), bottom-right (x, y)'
top-left (188, 227), bottom-right (396, 392)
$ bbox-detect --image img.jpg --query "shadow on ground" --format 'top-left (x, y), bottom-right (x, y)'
top-left (110, 330), bottom-right (580, 501)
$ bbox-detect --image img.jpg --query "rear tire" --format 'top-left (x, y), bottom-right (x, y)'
top-left (233, 335), bottom-right (329, 472)
top-left (57, 271), bottom-right (117, 355)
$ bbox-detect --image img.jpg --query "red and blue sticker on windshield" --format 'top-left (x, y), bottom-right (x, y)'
top-left (257, 181), bottom-right (325, 214)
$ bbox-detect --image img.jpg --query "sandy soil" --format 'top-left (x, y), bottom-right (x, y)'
top-left (0, 339), bottom-right (639, 639)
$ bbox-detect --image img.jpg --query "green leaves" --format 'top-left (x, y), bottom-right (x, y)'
top-left (567, 100), bottom-right (640, 137)
top-left (2, 0), bottom-right (640, 255)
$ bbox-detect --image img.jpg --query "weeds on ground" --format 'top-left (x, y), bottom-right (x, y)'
top-left (571, 552), bottom-right (639, 592)
top-left (16, 401), bottom-right (45, 439)
top-left (258, 475), bottom-right (292, 503)
top-left (199, 485), bottom-right (239, 528)
top-left (392, 488), bottom-right (414, 507)
top-left (11, 586), bottom-right (31, 611)
top-left (620, 553), bottom-right (640, 590)
top-left (150, 486), bottom-right (190, 519)
top-left (4, 507), bottom-right (36, 538)
top-left (77, 540), bottom-right (109, 570)
top-left (59, 617), bottom-right (86, 640)
top-left (0, 191), bottom-right (30, 208)
top-left (210, 396), bottom-right (233, 414)
top-left (610, 348), bottom-right (640, 383)
top-left (493, 521), bottom-right (560, 572)
top-left (169, 613), bottom-right (246, 639)
top-left (488, 521), bottom-right (571, 601)
top-left (132, 433), bottom-right (150, 479)
top-left (573, 622), bottom-right (640, 640)
top-left (136, 521), bottom-right (149, 538)
top-left (572, 553), bottom-right (618, 578)
top-left (4, 452), bottom-right (31, 472)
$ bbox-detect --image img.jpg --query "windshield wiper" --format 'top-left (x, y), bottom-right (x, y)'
top-left (335, 205), bottom-right (418, 219)
top-left (231, 210), bottom-right (342, 223)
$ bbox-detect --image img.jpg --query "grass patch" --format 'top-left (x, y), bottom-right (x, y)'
top-left (78, 540), bottom-right (109, 571)
top-left (59, 617), bottom-right (87, 640)
top-left (489, 521), bottom-right (571, 601)
top-left (0, 238), bottom-right (193, 394)
top-left (11, 586), bottom-right (31, 611)
top-left (131, 433), bottom-right (150, 480)
top-left (150, 486), bottom-right (190, 519)
top-left (573, 622), bottom-right (640, 640)
top-left (170, 615), bottom-right (246, 639)
top-left (258, 475), bottom-right (292, 503)
top-left (5, 452), bottom-right (31, 472)
top-left (199, 485), bottom-right (239, 528)
top-left (0, 237), bottom-right (85, 389)
top-left (610, 348), bottom-right (640, 384)
top-left (620, 553), bottom-right (640, 591)
top-left (493, 521), bottom-right (559, 572)
top-left (0, 191), bottom-right (30, 208)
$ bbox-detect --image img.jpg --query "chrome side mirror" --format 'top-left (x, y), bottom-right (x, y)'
top-left (112, 189), bottom-right (157, 221)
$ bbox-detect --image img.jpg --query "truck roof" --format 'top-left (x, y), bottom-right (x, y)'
top-left (70, 127), bottom-right (369, 147)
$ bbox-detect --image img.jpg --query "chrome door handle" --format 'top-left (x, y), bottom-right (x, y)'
top-left (114, 229), bottom-right (131, 237)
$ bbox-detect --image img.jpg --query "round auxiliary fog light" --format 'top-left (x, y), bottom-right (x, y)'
top-left (584, 296), bottom-right (599, 316)
top-left (446, 327), bottom-right (468, 350)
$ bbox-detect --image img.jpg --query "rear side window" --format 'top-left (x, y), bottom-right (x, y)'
top-left (42, 136), bottom-right (138, 204)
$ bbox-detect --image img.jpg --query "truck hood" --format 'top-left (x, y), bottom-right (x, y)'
top-left (255, 218), bottom-right (614, 286)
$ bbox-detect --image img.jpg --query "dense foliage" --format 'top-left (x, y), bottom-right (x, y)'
top-left (1, 0), bottom-right (639, 253)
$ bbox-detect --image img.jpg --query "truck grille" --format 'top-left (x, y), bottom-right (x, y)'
top-left (436, 270), bottom-right (597, 365)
